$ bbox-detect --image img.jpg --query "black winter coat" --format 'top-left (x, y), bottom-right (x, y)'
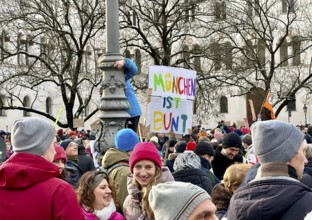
top-left (212, 146), bottom-right (244, 180)
top-left (227, 177), bottom-right (312, 220)
top-left (173, 168), bottom-right (213, 194)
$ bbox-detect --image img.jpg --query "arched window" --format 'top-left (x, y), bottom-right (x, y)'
top-left (135, 49), bottom-right (142, 74)
top-left (220, 96), bottom-right (228, 113)
top-left (46, 97), bottom-right (52, 114)
top-left (23, 96), bottom-right (30, 116)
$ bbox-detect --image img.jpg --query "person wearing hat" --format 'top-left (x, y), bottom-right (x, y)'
top-left (211, 132), bottom-right (246, 180)
top-left (123, 142), bottom-right (174, 220)
top-left (166, 140), bottom-right (187, 172)
top-left (0, 117), bottom-right (84, 219)
top-left (226, 120), bottom-right (312, 220)
top-left (242, 134), bottom-right (258, 165)
top-left (75, 138), bottom-right (95, 175)
top-left (148, 181), bottom-right (218, 220)
top-left (173, 151), bottom-right (213, 194)
top-left (102, 128), bottom-right (139, 211)
top-left (53, 143), bottom-right (72, 183)
top-left (60, 138), bottom-right (83, 187)
top-left (194, 141), bottom-right (220, 187)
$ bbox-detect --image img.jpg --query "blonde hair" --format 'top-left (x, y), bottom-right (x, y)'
top-left (133, 165), bottom-right (162, 219)
top-left (304, 144), bottom-right (312, 160)
top-left (223, 163), bottom-right (252, 193)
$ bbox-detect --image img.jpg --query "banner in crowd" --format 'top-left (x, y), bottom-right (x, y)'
top-left (146, 66), bottom-right (196, 134)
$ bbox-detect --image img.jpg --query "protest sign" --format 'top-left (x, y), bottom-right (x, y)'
top-left (146, 66), bottom-right (196, 134)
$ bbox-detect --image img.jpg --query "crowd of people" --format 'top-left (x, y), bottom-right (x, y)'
top-left (1, 59), bottom-right (312, 219)
top-left (1, 117), bottom-right (312, 219)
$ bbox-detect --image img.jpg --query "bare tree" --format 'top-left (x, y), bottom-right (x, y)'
top-left (0, 0), bottom-right (106, 129)
top-left (205, 0), bottom-right (312, 118)
top-left (118, 0), bottom-right (226, 123)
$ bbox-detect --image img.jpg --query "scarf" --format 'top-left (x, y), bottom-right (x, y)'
top-left (93, 199), bottom-right (116, 220)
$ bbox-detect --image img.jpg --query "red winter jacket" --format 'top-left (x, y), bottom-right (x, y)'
top-left (0, 152), bottom-right (85, 220)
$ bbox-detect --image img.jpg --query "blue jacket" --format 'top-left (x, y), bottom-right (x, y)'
top-left (124, 58), bottom-right (142, 117)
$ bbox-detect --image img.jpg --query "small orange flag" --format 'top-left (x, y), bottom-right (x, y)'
top-left (263, 90), bottom-right (275, 119)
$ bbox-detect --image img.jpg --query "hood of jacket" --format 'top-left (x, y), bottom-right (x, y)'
top-left (0, 152), bottom-right (59, 189)
top-left (227, 178), bottom-right (311, 220)
top-left (102, 148), bottom-right (130, 169)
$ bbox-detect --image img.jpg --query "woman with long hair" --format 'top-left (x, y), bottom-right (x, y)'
top-left (123, 142), bottom-right (174, 220)
top-left (76, 170), bottom-right (125, 220)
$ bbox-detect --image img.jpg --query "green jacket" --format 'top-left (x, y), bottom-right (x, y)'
top-left (102, 148), bottom-right (131, 211)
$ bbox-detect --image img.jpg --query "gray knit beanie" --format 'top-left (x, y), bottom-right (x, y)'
top-left (173, 151), bottom-right (201, 172)
top-left (149, 181), bottom-right (211, 220)
top-left (251, 120), bottom-right (304, 164)
top-left (12, 117), bottom-right (56, 156)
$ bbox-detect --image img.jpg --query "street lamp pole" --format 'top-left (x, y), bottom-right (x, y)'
top-left (303, 104), bottom-right (308, 125)
top-left (95, 0), bottom-right (130, 154)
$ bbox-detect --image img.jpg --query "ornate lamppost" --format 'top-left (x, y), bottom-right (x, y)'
top-left (94, 0), bottom-right (130, 154)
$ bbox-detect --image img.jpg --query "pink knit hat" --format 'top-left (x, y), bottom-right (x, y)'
top-left (53, 143), bottom-right (67, 163)
top-left (129, 142), bottom-right (162, 173)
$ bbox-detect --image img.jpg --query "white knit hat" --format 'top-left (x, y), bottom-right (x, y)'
top-left (149, 181), bottom-right (211, 220)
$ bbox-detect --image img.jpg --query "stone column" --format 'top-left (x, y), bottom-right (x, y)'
top-left (95, 0), bottom-right (130, 154)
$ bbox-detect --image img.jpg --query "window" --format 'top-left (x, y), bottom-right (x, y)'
top-left (193, 44), bottom-right (201, 72)
top-left (128, 11), bottom-right (137, 26)
top-left (17, 33), bottom-right (27, 66)
top-left (46, 97), bottom-right (52, 114)
top-left (292, 36), bottom-right (301, 66)
top-left (135, 49), bottom-right (142, 74)
top-left (224, 42), bottom-right (232, 70)
top-left (257, 40), bottom-right (266, 65)
top-left (215, 2), bottom-right (226, 20)
top-left (212, 43), bottom-right (221, 70)
top-left (220, 96), bottom-right (228, 113)
top-left (214, 2), bottom-right (221, 19)
top-left (183, 45), bottom-right (190, 68)
top-left (0, 31), bottom-right (6, 62)
top-left (282, 0), bottom-right (295, 13)
top-left (0, 96), bottom-right (5, 116)
top-left (247, 0), bottom-right (260, 16)
top-left (220, 2), bottom-right (226, 19)
top-left (84, 45), bottom-right (92, 73)
top-left (23, 96), bottom-right (30, 116)
top-left (245, 40), bottom-right (254, 68)
top-left (280, 39), bottom-right (288, 67)
top-left (247, 0), bottom-right (253, 16)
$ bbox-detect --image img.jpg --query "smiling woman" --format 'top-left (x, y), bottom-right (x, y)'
top-left (123, 142), bottom-right (174, 220)
top-left (76, 170), bottom-right (125, 220)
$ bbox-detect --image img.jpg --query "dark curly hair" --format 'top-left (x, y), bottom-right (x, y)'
top-left (76, 170), bottom-right (119, 213)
